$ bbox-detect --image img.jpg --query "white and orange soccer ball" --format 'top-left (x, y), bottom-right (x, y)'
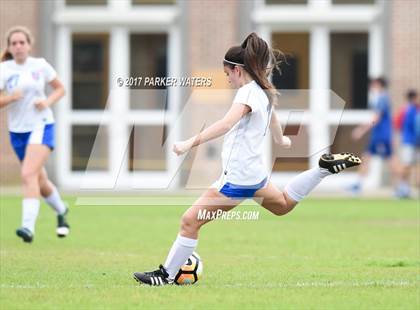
top-left (174, 252), bottom-right (203, 285)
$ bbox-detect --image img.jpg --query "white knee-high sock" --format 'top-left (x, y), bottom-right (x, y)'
top-left (164, 234), bottom-right (198, 279)
top-left (22, 198), bottom-right (40, 233)
top-left (285, 167), bottom-right (331, 202)
top-left (44, 188), bottom-right (67, 215)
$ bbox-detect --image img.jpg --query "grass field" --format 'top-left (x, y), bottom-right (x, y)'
top-left (0, 195), bottom-right (419, 309)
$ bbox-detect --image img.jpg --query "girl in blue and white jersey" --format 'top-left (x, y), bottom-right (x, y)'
top-left (0, 26), bottom-right (69, 243)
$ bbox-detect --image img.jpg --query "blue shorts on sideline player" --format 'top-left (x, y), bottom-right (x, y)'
top-left (366, 139), bottom-right (392, 159)
top-left (9, 123), bottom-right (55, 161)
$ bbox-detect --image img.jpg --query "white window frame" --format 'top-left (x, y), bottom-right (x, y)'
top-left (53, 0), bottom-right (181, 190)
top-left (254, 0), bottom-right (386, 190)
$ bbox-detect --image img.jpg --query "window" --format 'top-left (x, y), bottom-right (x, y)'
top-left (332, 0), bottom-right (375, 4)
top-left (272, 33), bottom-right (309, 90)
top-left (266, 0), bottom-right (307, 4)
top-left (272, 125), bottom-right (309, 172)
top-left (72, 34), bottom-right (109, 110)
top-left (66, 0), bottom-right (107, 5)
top-left (271, 33), bottom-right (310, 172)
top-left (132, 0), bottom-right (175, 5)
top-left (72, 125), bottom-right (108, 171)
top-left (129, 125), bottom-right (167, 171)
top-left (130, 34), bottom-right (168, 110)
top-left (330, 125), bottom-right (369, 171)
top-left (330, 33), bottom-right (368, 109)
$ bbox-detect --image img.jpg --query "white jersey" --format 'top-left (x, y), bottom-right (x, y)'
top-left (220, 80), bottom-right (272, 186)
top-left (0, 57), bottom-right (57, 133)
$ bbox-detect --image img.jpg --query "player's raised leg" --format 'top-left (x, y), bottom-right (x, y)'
top-left (133, 188), bottom-right (242, 286)
top-left (255, 153), bottom-right (362, 214)
top-left (253, 182), bottom-right (298, 216)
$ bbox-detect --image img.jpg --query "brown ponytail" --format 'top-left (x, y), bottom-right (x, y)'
top-left (1, 50), bottom-right (13, 61)
top-left (223, 32), bottom-right (284, 106)
top-left (1, 26), bottom-right (33, 62)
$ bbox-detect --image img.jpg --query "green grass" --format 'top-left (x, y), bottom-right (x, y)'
top-left (0, 195), bottom-right (419, 309)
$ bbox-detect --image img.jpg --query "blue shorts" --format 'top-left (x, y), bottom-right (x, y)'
top-left (9, 124), bottom-right (55, 161)
top-left (366, 139), bottom-right (392, 159)
top-left (219, 178), bottom-right (268, 200)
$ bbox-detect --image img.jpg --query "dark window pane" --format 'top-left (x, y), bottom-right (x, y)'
top-left (272, 125), bottom-right (309, 172)
top-left (130, 34), bottom-right (168, 110)
top-left (72, 82), bottom-right (104, 110)
top-left (332, 0), bottom-right (375, 4)
top-left (66, 0), bottom-right (107, 5)
top-left (129, 125), bottom-right (167, 171)
top-left (272, 33), bottom-right (309, 109)
top-left (330, 125), bottom-right (369, 171)
top-left (352, 51), bottom-right (368, 109)
top-left (272, 33), bottom-right (309, 90)
top-left (73, 41), bottom-right (104, 73)
top-left (72, 34), bottom-right (109, 110)
top-left (330, 33), bottom-right (368, 109)
top-left (266, 0), bottom-right (307, 4)
top-left (132, 0), bottom-right (175, 4)
top-left (72, 125), bottom-right (108, 171)
top-left (273, 57), bottom-right (298, 90)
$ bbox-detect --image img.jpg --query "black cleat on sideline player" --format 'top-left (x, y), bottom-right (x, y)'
top-left (56, 208), bottom-right (70, 238)
top-left (133, 265), bottom-right (173, 286)
top-left (16, 227), bottom-right (33, 243)
top-left (319, 152), bottom-right (362, 174)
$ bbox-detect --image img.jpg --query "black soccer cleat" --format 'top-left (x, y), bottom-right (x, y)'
top-left (133, 264), bottom-right (173, 286)
top-left (57, 208), bottom-right (70, 238)
top-left (16, 227), bottom-right (33, 243)
top-left (319, 152), bottom-right (362, 174)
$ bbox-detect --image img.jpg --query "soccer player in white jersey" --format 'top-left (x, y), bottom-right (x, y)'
top-left (133, 32), bottom-right (361, 285)
top-left (0, 26), bottom-right (70, 243)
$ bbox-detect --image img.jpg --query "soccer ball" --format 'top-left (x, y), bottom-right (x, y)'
top-left (174, 252), bottom-right (203, 285)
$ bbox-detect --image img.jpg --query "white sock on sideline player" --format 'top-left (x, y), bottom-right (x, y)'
top-left (22, 198), bottom-right (40, 233)
top-left (44, 188), bottom-right (67, 215)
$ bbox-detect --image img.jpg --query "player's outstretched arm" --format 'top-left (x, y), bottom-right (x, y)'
top-left (173, 103), bottom-right (251, 156)
top-left (351, 112), bottom-right (380, 141)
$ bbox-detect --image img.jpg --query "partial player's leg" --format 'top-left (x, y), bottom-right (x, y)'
top-left (39, 168), bottom-right (70, 237)
top-left (178, 188), bottom-right (241, 238)
top-left (17, 144), bottom-right (51, 243)
top-left (134, 188), bottom-right (243, 286)
top-left (394, 144), bottom-right (415, 198)
top-left (39, 168), bottom-right (54, 198)
top-left (255, 153), bottom-right (362, 214)
top-left (253, 182), bottom-right (297, 216)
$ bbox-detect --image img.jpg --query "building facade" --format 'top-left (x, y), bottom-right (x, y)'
top-left (0, 0), bottom-right (419, 191)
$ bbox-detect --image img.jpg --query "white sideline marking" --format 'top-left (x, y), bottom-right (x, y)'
top-left (222, 280), bottom-right (418, 288)
top-left (1, 280), bottom-right (417, 289)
